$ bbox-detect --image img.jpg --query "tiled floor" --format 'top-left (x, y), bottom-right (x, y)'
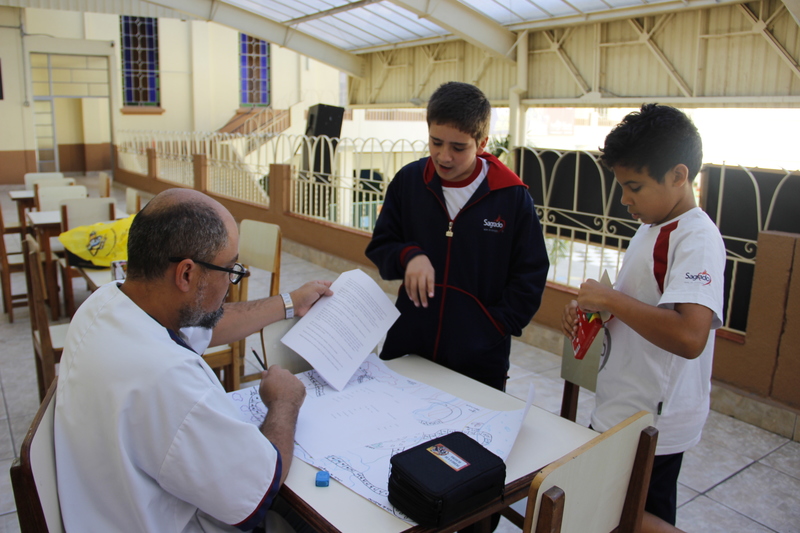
top-left (2, 180), bottom-right (799, 532)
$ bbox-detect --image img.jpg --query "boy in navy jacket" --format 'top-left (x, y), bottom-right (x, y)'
top-left (367, 82), bottom-right (549, 391)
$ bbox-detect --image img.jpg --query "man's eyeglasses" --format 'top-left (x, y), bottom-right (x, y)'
top-left (168, 257), bottom-right (250, 285)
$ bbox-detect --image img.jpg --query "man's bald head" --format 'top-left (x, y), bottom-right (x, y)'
top-left (126, 189), bottom-right (234, 282)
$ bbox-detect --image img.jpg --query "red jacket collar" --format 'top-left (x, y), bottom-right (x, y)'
top-left (423, 152), bottom-right (527, 191)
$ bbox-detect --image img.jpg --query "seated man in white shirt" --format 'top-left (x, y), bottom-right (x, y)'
top-left (54, 188), bottom-right (332, 533)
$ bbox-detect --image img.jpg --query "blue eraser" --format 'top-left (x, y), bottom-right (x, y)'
top-left (315, 470), bottom-right (330, 487)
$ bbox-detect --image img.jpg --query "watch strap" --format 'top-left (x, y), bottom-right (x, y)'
top-left (280, 292), bottom-right (294, 319)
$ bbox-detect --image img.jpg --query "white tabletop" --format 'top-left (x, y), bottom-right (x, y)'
top-left (8, 190), bottom-right (34, 200)
top-left (282, 355), bottom-right (597, 532)
top-left (26, 210), bottom-right (61, 226)
top-left (78, 267), bottom-right (113, 291)
top-left (27, 209), bottom-right (130, 227)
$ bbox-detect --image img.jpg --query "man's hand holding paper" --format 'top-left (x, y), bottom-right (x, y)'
top-left (281, 269), bottom-right (400, 390)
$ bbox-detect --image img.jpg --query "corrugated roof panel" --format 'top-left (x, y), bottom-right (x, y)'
top-left (534, 0), bottom-right (582, 18)
top-left (298, 18), bottom-right (375, 49)
top-left (227, 0), bottom-right (302, 21)
top-left (463, 0), bottom-right (558, 22)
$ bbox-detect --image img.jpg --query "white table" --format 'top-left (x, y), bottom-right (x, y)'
top-left (280, 355), bottom-right (597, 532)
top-left (8, 190), bottom-right (34, 232)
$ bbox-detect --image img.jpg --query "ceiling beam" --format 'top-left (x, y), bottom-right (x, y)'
top-left (390, 0), bottom-right (517, 63)
top-left (143, 0), bottom-right (365, 77)
top-left (507, 0), bottom-right (746, 33)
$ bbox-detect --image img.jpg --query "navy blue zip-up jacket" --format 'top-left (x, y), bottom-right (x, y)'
top-left (366, 153), bottom-right (549, 389)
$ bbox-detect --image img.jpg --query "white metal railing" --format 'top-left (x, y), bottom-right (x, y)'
top-left (116, 130), bottom-right (800, 334)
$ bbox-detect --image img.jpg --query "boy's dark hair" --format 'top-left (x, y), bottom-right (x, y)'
top-left (601, 103), bottom-right (703, 183)
top-left (427, 82), bottom-right (491, 143)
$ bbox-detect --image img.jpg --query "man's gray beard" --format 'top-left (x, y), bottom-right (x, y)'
top-left (178, 278), bottom-right (225, 329)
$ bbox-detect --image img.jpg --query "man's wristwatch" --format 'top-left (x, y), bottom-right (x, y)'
top-left (280, 292), bottom-right (294, 319)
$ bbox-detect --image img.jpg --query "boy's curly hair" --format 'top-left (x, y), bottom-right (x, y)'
top-left (427, 82), bottom-right (491, 144)
top-left (601, 104), bottom-right (703, 183)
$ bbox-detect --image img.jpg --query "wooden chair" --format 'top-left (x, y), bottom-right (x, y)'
top-left (32, 179), bottom-right (76, 197)
top-left (23, 235), bottom-right (69, 401)
top-left (202, 286), bottom-right (242, 392)
top-left (125, 187), bottom-right (142, 214)
top-left (1, 205), bottom-right (26, 322)
top-left (504, 411), bottom-right (657, 533)
top-left (238, 219), bottom-right (282, 382)
top-left (10, 379), bottom-right (65, 533)
top-left (256, 317), bottom-right (312, 375)
top-left (57, 198), bottom-right (116, 317)
top-left (35, 185), bottom-right (88, 212)
top-left (98, 172), bottom-right (112, 198)
top-left (23, 172), bottom-right (65, 190)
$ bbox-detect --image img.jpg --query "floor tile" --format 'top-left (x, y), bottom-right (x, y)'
top-left (676, 494), bottom-right (775, 533)
top-left (509, 341), bottom-right (561, 374)
top-left (0, 459), bottom-right (16, 515)
top-left (495, 515), bottom-right (521, 533)
top-left (679, 437), bottom-right (754, 493)
top-left (702, 410), bottom-right (788, 461)
top-left (676, 482), bottom-right (699, 507)
top-left (0, 423), bottom-right (13, 463)
top-left (759, 440), bottom-right (800, 480)
top-left (0, 512), bottom-right (21, 533)
top-left (706, 462), bottom-right (800, 533)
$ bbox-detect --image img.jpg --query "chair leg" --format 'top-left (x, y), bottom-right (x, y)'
top-left (560, 381), bottom-right (580, 422)
top-left (60, 262), bottom-right (76, 318)
top-left (1, 272), bottom-right (11, 318)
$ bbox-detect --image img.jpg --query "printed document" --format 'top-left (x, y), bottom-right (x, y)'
top-left (281, 269), bottom-right (400, 391)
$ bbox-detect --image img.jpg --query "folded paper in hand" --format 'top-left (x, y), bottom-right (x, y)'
top-left (281, 269), bottom-right (400, 390)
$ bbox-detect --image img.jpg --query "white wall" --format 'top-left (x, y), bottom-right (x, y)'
top-left (0, 7), bottom-right (29, 151)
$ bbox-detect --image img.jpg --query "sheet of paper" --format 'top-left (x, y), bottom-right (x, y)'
top-left (227, 355), bottom-right (531, 523)
top-left (281, 269), bottom-right (400, 391)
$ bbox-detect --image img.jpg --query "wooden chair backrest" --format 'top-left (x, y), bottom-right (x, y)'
top-left (36, 186), bottom-right (88, 212)
top-left (524, 411), bottom-right (657, 533)
top-left (258, 318), bottom-right (312, 375)
top-left (98, 172), bottom-right (112, 197)
top-left (237, 220), bottom-right (282, 381)
top-left (24, 172), bottom-right (65, 190)
top-left (125, 187), bottom-right (142, 213)
top-left (10, 379), bottom-right (65, 533)
top-left (59, 198), bottom-right (116, 231)
top-left (238, 219), bottom-right (282, 298)
top-left (32, 179), bottom-right (76, 194)
top-left (23, 235), bottom-right (56, 375)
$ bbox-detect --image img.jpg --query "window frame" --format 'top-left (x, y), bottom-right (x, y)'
top-left (239, 34), bottom-right (270, 108)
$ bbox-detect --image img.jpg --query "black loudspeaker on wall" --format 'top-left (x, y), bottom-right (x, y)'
top-left (302, 104), bottom-right (345, 218)
top-left (305, 104), bottom-right (344, 137)
top-left (303, 104), bottom-right (345, 177)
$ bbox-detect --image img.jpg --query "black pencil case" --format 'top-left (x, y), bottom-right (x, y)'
top-left (388, 431), bottom-right (506, 527)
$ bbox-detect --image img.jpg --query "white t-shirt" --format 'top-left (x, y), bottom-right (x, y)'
top-left (592, 208), bottom-right (726, 455)
top-left (55, 282), bottom-right (281, 533)
top-left (441, 158), bottom-right (487, 219)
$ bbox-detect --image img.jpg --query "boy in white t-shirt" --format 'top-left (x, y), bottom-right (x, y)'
top-left (562, 104), bottom-right (726, 532)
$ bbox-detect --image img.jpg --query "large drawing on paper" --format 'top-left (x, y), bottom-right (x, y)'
top-left (227, 354), bottom-right (528, 523)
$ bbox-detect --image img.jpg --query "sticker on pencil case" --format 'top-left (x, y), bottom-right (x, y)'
top-left (427, 443), bottom-right (470, 471)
